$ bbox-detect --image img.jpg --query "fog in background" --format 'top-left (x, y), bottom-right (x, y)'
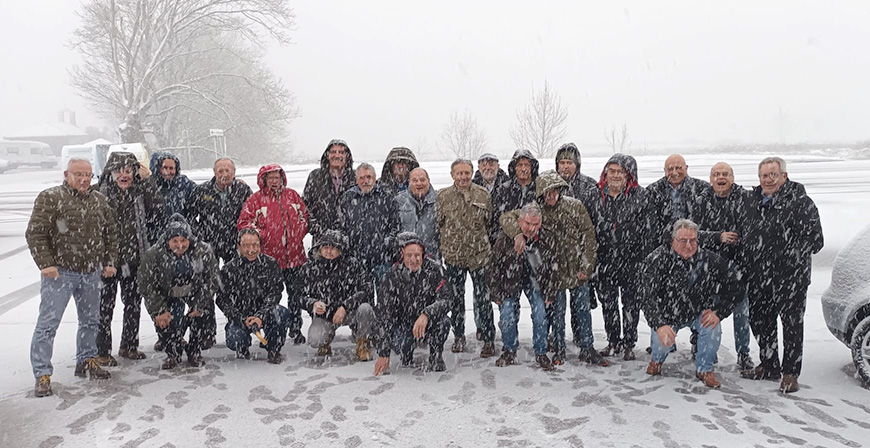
top-left (2, 0), bottom-right (869, 161)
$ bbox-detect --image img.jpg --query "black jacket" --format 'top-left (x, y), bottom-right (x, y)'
top-left (303, 139), bottom-right (357, 238)
top-left (640, 245), bottom-right (740, 330)
top-left (375, 259), bottom-right (451, 357)
top-left (645, 175), bottom-right (711, 248)
top-left (97, 152), bottom-right (166, 268)
top-left (185, 177), bottom-right (253, 259)
top-left (338, 183), bottom-right (400, 267)
top-left (555, 142), bottom-right (599, 211)
top-left (487, 230), bottom-right (559, 304)
top-left (379, 146), bottom-right (419, 196)
top-left (490, 149), bottom-right (539, 245)
top-left (472, 168), bottom-right (509, 193)
top-left (216, 254), bottom-right (283, 325)
top-left (695, 184), bottom-right (753, 270)
top-left (300, 246), bottom-right (373, 321)
top-left (743, 180), bottom-right (824, 288)
top-left (589, 154), bottom-right (648, 289)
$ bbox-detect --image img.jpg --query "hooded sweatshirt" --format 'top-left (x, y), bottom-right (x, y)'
top-left (237, 164), bottom-right (309, 269)
top-left (149, 151), bottom-right (196, 217)
top-left (379, 147), bottom-right (420, 196)
top-left (98, 151), bottom-right (166, 269)
top-left (303, 139), bottom-right (357, 238)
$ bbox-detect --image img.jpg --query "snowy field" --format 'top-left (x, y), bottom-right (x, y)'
top-left (0, 153), bottom-right (868, 447)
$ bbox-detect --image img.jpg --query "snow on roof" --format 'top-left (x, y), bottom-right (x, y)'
top-left (3, 121), bottom-right (89, 138)
top-left (83, 138), bottom-right (113, 146)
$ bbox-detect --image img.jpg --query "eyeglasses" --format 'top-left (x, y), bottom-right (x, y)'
top-left (674, 237), bottom-right (698, 245)
top-left (666, 165), bottom-right (686, 171)
top-left (759, 172), bottom-right (781, 181)
top-left (69, 172), bottom-right (94, 179)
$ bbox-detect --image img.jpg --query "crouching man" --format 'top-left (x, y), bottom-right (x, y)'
top-left (140, 214), bottom-right (219, 369)
top-left (489, 203), bottom-right (560, 371)
top-left (217, 228), bottom-right (291, 364)
top-left (374, 232), bottom-right (451, 375)
top-left (301, 230), bottom-right (375, 360)
top-left (641, 219), bottom-right (740, 388)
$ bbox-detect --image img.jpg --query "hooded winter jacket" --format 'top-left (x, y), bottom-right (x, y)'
top-left (645, 172), bottom-right (711, 248)
top-left (555, 142), bottom-right (599, 211)
top-left (491, 149), bottom-right (540, 245)
top-left (436, 182), bottom-right (492, 270)
top-left (216, 253), bottom-right (283, 326)
top-left (237, 165), bottom-right (309, 269)
top-left (396, 185), bottom-right (440, 260)
top-left (472, 168), bottom-right (509, 193)
top-left (26, 182), bottom-right (118, 273)
top-left (300, 230), bottom-right (373, 321)
top-left (375, 257), bottom-right (451, 357)
top-left (500, 171), bottom-right (597, 290)
top-left (139, 214), bottom-right (219, 318)
top-left (640, 245), bottom-right (740, 330)
top-left (148, 151), bottom-right (196, 217)
top-left (379, 147), bottom-right (419, 196)
top-left (338, 183), bottom-right (400, 268)
top-left (488, 227), bottom-right (559, 304)
top-left (743, 180), bottom-right (823, 288)
top-left (98, 151), bottom-right (166, 269)
top-left (303, 139), bottom-right (357, 238)
top-left (589, 154), bottom-right (647, 289)
top-left (186, 177), bottom-right (252, 260)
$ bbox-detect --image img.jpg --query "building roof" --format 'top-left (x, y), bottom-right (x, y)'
top-left (3, 121), bottom-right (89, 139)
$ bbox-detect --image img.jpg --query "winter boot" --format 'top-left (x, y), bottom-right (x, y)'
top-left (740, 364), bottom-right (781, 381)
top-left (153, 339), bottom-right (165, 352)
top-left (536, 354), bottom-right (554, 371)
top-left (780, 375), bottom-right (800, 393)
top-left (267, 351), bottom-right (285, 365)
top-left (451, 336), bottom-right (466, 353)
top-left (118, 348), bottom-right (146, 360)
top-left (293, 332), bottom-right (306, 345)
top-left (425, 352), bottom-right (446, 372)
top-left (495, 351), bottom-right (517, 367)
top-left (623, 346), bottom-right (636, 361)
top-left (578, 348), bottom-right (611, 367)
top-left (737, 353), bottom-right (755, 371)
top-left (161, 356), bottom-right (180, 370)
top-left (356, 337), bottom-right (373, 362)
top-left (316, 344), bottom-right (332, 357)
top-left (552, 349), bottom-right (566, 366)
top-left (646, 360), bottom-right (663, 376)
top-left (35, 375), bottom-right (52, 397)
top-left (480, 341), bottom-right (496, 358)
top-left (236, 346), bottom-right (251, 359)
top-left (94, 354), bottom-right (118, 367)
top-left (187, 354), bottom-right (205, 367)
top-left (696, 371), bottom-right (721, 388)
top-left (598, 342), bottom-right (621, 357)
top-left (76, 358), bottom-right (112, 379)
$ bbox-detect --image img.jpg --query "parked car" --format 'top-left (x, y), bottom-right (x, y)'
top-left (822, 223), bottom-right (870, 386)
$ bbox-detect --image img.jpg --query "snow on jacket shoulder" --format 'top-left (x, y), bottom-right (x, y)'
top-left (217, 253), bottom-right (283, 325)
top-left (338, 183), bottom-right (400, 267)
top-left (237, 164), bottom-right (309, 269)
top-left (303, 139), bottom-right (356, 238)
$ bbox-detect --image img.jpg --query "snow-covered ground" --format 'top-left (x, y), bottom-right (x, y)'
top-left (0, 154), bottom-right (868, 448)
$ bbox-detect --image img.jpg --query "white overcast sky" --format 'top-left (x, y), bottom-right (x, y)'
top-left (1, 1), bottom-right (869, 160)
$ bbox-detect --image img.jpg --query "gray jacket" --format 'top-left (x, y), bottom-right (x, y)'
top-left (396, 186), bottom-right (440, 260)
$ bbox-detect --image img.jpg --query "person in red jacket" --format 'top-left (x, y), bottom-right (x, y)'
top-left (238, 164), bottom-right (309, 344)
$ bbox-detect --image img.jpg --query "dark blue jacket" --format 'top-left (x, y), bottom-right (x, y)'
top-left (149, 151), bottom-right (196, 217)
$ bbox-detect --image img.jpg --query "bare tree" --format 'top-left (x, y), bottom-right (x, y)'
top-left (70, 0), bottom-right (296, 162)
top-left (509, 80), bottom-right (568, 157)
top-left (440, 110), bottom-right (488, 160)
top-left (605, 122), bottom-right (631, 153)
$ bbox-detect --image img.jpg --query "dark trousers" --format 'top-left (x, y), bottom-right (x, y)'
top-left (445, 263), bottom-right (494, 342)
top-left (388, 315), bottom-right (451, 359)
top-left (598, 284), bottom-right (640, 349)
top-left (97, 264), bottom-right (142, 355)
top-left (748, 280), bottom-right (807, 376)
top-left (155, 298), bottom-right (205, 360)
top-left (282, 267), bottom-right (304, 336)
top-left (224, 305), bottom-right (292, 353)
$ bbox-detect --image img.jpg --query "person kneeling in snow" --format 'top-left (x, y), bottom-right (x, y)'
top-left (640, 219), bottom-right (740, 388)
top-left (374, 232), bottom-right (452, 375)
top-left (217, 228), bottom-right (291, 364)
top-left (300, 230), bottom-right (375, 360)
top-left (140, 214), bottom-right (219, 369)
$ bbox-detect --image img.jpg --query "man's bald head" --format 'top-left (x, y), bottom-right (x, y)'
top-left (710, 162), bottom-right (735, 197)
top-left (664, 154), bottom-right (688, 187)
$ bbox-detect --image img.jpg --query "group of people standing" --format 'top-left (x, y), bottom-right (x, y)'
top-left (26, 139), bottom-right (823, 398)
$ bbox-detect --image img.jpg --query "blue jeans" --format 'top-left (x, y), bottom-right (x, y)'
top-left (31, 269), bottom-right (102, 378)
top-left (552, 285), bottom-right (593, 350)
top-left (498, 285), bottom-right (548, 355)
top-left (225, 305), bottom-right (292, 353)
top-left (650, 313), bottom-right (722, 373)
top-left (733, 295), bottom-right (751, 355)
